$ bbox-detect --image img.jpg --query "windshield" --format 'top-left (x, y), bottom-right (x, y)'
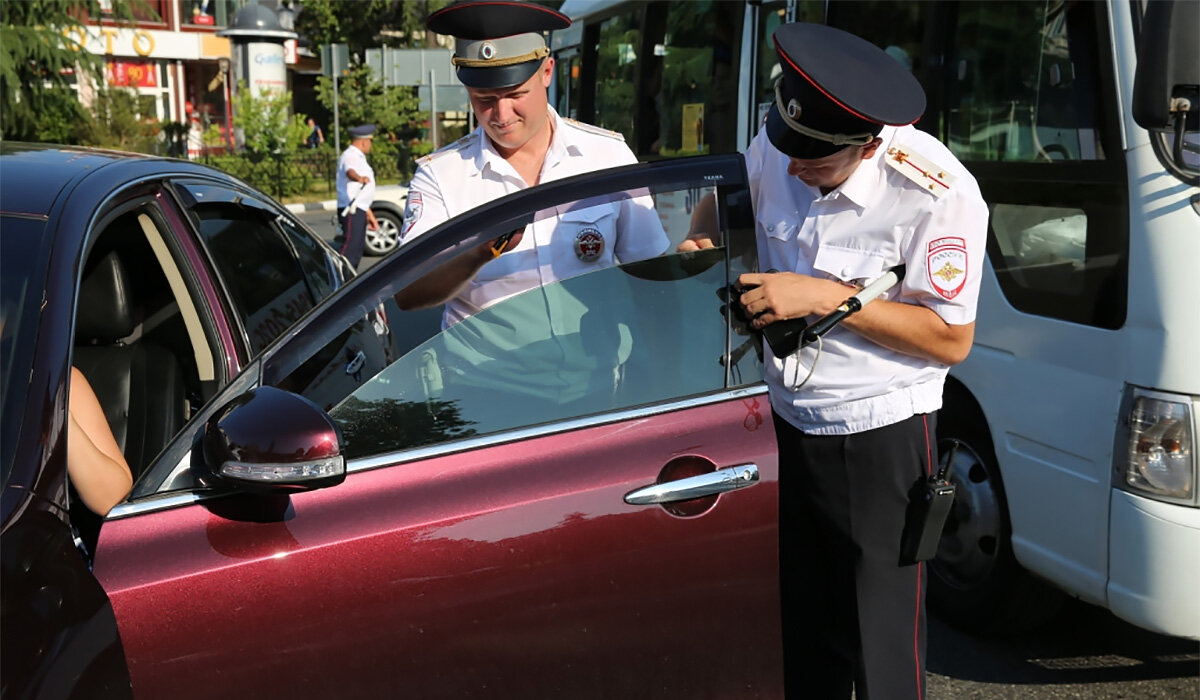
top-left (1, 216), bottom-right (52, 488)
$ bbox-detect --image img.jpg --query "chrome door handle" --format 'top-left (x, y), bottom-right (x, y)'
top-left (624, 464), bottom-right (759, 505)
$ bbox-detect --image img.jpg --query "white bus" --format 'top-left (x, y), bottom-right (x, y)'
top-left (552, 0), bottom-right (1199, 639)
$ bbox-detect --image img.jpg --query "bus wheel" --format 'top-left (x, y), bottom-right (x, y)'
top-left (930, 411), bottom-right (1063, 635)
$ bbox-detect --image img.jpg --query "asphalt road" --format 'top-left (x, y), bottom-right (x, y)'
top-left (297, 209), bottom-right (1200, 699)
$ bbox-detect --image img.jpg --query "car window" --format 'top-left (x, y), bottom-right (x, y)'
top-left (275, 172), bottom-right (763, 462)
top-left (175, 181), bottom-right (322, 355)
top-left (275, 212), bottom-right (339, 300)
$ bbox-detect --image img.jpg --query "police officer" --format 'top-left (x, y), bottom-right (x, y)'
top-left (336, 123), bottom-right (379, 269)
top-left (684, 23), bottom-right (988, 699)
top-left (395, 0), bottom-right (667, 326)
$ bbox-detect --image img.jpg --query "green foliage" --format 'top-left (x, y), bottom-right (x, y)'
top-left (78, 85), bottom-right (160, 153)
top-left (0, 0), bottom-right (141, 142)
top-left (231, 82), bottom-right (310, 156)
top-left (1, 0), bottom-right (98, 140)
top-left (296, 0), bottom-right (448, 57)
top-left (315, 63), bottom-right (423, 147)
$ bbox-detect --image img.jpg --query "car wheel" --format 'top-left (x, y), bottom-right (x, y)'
top-left (929, 386), bottom-right (1064, 636)
top-left (366, 209), bottom-right (401, 256)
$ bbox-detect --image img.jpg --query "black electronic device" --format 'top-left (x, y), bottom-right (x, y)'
top-left (899, 439), bottom-right (958, 565)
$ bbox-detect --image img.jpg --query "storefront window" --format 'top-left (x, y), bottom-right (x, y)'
top-left (181, 0), bottom-right (246, 27)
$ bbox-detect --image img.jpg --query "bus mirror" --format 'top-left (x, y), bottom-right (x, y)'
top-left (1131, 0), bottom-right (1198, 133)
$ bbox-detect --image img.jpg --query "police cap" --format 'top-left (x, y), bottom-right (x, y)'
top-left (766, 23), bottom-right (925, 160)
top-left (426, 0), bottom-right (571, 90)
top-left (348, 124), bottom-right (376, 139)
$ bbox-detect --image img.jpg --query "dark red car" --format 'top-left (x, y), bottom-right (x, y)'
top-left (1, 144), bottom-right (781, 698)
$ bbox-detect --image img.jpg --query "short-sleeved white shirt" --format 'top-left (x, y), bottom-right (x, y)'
top-left (747, 124), bottom-right (989, 435)
top-left (401, 107), bottom-right (668, 328)
top-left (336, 145), bottom-right (375, 210)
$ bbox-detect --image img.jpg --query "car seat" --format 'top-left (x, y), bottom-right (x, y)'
top-left (73, 251), bottom-right (188, 482)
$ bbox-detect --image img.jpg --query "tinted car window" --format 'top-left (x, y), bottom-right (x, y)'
top-left (277, 175), bottom-right (763, 461)
top-left (176, 181), bottom-right (318, 355)
top-left (276, 213), bottom-right (338, 300)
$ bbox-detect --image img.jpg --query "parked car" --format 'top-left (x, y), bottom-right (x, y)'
top-left (1, 144), bottom-right (780, 698)
top-left (365, 183), bottom-right (408, 256)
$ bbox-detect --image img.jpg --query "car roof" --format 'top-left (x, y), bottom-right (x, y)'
top-left (0, 143), bottom-right (175, 218)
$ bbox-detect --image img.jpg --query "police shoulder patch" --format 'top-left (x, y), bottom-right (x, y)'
top-left (418, 131), bottom-right (479, 167)
top-left (884, 143), bottom-right (955, 199)
top-left (562, 118), bottom-right (626, 142)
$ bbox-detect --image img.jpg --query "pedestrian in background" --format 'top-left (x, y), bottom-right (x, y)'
top-left (305, 117), bottom-right (324, 149)
top-left (336, 123), bottom-right (378, 269)
top-left (683, 22), bottom-right (988, 699)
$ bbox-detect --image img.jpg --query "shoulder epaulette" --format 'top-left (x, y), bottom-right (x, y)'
top-left (884, 144), bottom-right (955, 198)
top-left (562, 118), bottom-right (626, 142)
top-left (418, 131), bottom-right (479, 167)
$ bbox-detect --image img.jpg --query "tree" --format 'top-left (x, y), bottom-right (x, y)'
top-left (78, 84), bottom-right (161, 153)
top-left (315, 63), bottom-right (421, 144)
top-left (296, 0), bottom-right (447, 59)
top-left (231, 82), bottom-right (310, 156)
top-left (0, 0), bottom-right (137, 142)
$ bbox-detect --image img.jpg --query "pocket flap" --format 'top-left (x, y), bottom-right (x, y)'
top-left (812, 245), bottom-right (886, 283)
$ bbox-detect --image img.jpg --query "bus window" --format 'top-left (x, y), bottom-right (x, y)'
top-left (945, 0), bottom-right (1106, 162)
top-left (754, 2), bottom-right (825, 135)
top-left (593, 10), bottom-right (641, 145)
top-left (555, 50), bottom-right (581, 121)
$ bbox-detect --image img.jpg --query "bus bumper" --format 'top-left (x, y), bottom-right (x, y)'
top-left (1108, 489), bottom-right (1200, 640)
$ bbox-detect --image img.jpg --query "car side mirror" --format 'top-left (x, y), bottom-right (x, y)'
top-left (202, 386), bottom-right (346, 491)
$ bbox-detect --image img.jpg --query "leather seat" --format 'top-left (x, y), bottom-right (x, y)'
top-left (73, 252), bottom-right (187, 481)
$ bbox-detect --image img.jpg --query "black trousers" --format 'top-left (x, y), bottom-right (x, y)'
top-left (337, 209), bottom-right (367, 270)
top-left (775, 412), bottom-right (935, 700)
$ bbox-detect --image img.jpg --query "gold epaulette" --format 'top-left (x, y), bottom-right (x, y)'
top-left (562, 118), bottom-right (626, 141)
top-left (884, 144), bottom-right (955, 198)
top-left (417, 132), bottom-right (479, 167)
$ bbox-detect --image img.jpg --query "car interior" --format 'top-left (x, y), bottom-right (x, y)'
top-left (71, 203), bottom-right (217, 548)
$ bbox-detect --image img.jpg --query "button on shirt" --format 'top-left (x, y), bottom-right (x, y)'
top-left (401, 107), bottom-right (668, 328)
top-left (748, 124), bottom-right (989, 435)
top-left (337, 145), bottom-right (375, 211)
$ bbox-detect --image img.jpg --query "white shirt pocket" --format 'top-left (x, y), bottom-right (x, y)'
top-left (553, 203), bottom-right (620, 276)
top-left (812, 245), bottom-right (887, 285)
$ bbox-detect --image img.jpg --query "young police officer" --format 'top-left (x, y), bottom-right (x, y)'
top-left (395, 0), bottom-right (666, 327)
top-left (684, 22), bottom-right (988, 699)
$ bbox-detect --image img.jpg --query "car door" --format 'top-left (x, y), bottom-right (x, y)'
top-left (93, 154), bottom-right (782, 698)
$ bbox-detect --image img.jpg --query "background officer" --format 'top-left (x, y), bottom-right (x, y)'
top-left (686, 22), bottom-right (989, 699)
top-left (394, 0), bottom-right (666, 325)
top-left (336, 123), bottom-right (378, 269)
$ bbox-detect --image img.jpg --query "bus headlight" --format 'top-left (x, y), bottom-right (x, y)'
top-left (1117, 388), bottom-right (1196, 503)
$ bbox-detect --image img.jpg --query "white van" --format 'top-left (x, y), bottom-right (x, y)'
top-left (554, 0), bottom-right (1199, 639)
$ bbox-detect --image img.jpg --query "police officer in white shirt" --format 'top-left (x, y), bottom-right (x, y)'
top-left (682, 23), bottom-right (988, 700)
top-left (394, 0), bottom-right (667, 327)
top-left (336, 123), bottom-right (379, 269)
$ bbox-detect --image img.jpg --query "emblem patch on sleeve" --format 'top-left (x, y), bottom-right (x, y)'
top-left (402, 192), bottom-right (423, 236)
top-left (927, 236), bottom-right (968, 300)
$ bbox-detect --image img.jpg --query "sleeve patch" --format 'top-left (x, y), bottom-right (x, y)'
top-left (402, 192), bottom-right (423, 236)
top-left (927, 236), bottom-right (968, 300)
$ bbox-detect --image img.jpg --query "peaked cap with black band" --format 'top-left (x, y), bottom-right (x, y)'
top-left (426, 1), bottom-right (571, 90)
top-left (766, 23), bottom-right (926, 160)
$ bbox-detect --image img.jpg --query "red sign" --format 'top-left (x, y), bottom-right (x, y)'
top-left (106, 60), bottom-right (157, 88)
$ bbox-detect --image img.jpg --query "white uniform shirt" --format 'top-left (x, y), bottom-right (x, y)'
top-left (336, 145), bottom-right (375, 212)
top-left (401, 107), bottom-right (668, 328)
top-left (747, 124), bottom-right (989, 435)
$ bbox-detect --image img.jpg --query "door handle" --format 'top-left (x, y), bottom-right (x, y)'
top-left (624, 464), bottom-right (759, 505)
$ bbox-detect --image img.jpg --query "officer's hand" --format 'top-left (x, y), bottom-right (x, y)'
top-left (737, 271), bottom-right (850, 330)
top-left (481, 228), bottom-right (524, 260)
top-left (677, 235), bottom-right (715, 253)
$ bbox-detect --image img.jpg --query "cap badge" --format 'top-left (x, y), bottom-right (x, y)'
top-left (574, 227), bottom-right (605, 262)
top-left (787, 99), bottom-right (802, 120)
top-left (480, 42), bottom-right (496, 60)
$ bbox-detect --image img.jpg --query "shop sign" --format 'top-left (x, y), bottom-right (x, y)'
top-left (107, 60), bottom-right (158, 88)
